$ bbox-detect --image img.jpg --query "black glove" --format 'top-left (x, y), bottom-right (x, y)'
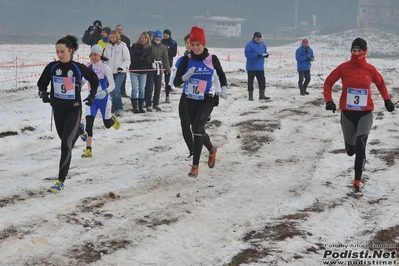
top-left (306, 57), bottom-right (312, 62)
top-left (257, 54), bottom-right (263, 58)
top-left (87, 26), bottom-right (94, 32)
top-left (325, 101), bottom-right (336, 113)
top-left (264, 53), bottom-right (269, 58)
top-left (117, 67), bottom-right (123, 73)
top-left (213, 94), bottom-right (219, 107)
top-left (42, 93), bottom-right (51, 103)
top-left (384, 100), bottom-right (395, 112)
top-left (38, 91), bottom-right (51, 103)
top-left (83, 96), bottom-right (94, 106)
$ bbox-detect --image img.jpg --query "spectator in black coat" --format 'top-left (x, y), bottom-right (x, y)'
top-left (116, 24), bottom-right (131, 47)
top-left (129, 32), bottom-right (152, 114)
top-left (161, 29), bottom-right (177, 103)
top-left (82, 20), bottom-right (102, 46)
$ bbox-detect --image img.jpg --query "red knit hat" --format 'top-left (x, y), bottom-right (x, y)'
top-left (190, 26), bottom-right (206, 45)
top-left (302, 38), bottom-right (309, 44)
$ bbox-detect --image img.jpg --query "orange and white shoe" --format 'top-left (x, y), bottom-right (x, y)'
top-left (208, 147), bottom-right (217, 169)
top-left (188, 165), bottom-right (199, 178)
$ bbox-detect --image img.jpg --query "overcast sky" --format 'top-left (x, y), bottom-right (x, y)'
top-left (0, 0), bottom-right (358, 37)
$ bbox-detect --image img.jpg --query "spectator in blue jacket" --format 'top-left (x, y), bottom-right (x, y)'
top-left (244, 31), bottom-right (270, 101)
top-left (295, 38), bottom-right (314, 95)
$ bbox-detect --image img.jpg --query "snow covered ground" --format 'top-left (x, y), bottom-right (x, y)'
top-left (0, 28), bottom-right (398, 265)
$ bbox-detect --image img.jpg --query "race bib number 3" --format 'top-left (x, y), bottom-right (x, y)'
top-left (346, 88), bottom-right (368, 110)
top-left (53, 76), bottom-right (76, 99)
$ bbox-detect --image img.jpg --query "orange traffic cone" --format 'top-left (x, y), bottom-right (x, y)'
top-left (227, 53), bottom-right (231, 61)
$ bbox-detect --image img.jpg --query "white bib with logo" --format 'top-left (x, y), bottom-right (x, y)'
top-left (53, 76), bottom-right (76, 99)
top-left (346, 88), bottom-right (367, 110)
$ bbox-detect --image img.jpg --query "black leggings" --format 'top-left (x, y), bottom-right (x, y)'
top-left (179, 93), bottom-right (193, 154)
top-left (341, 111), bottom-right (373, 181)
top-left (185, 96), bottom-right (214, 166)
top-left (85, 115), bottom-right (114, 137)
top-left (52, 107), bottom-right (82, 182)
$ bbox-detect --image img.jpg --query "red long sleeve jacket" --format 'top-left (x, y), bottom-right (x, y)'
top-left (324, 51), bottom-right (391, 111)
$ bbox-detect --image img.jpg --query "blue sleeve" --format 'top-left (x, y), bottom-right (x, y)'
top-left (174, 56), bottom-right (189, 87)
top-left (171, 40), bottom-right (178, 57)
top-left (175, 56), bottom-right (183, 68)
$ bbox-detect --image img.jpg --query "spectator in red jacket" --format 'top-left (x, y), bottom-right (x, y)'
top-left (323, 37), bottom-right (395, 198)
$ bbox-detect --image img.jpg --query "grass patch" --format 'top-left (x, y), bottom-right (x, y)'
top-left (226, 246), bottom-right (270, 266)
top-left (241, 134), bottom-right (273, 154)
top-left (69, 239), bottom-right (131, 264)
top-left (0, 131), bottom-right (18, 138)
top-left (369, 148), bottom-right (399, 167)
top-left (233, 119), bottom-right (280, 133)
top-left (369, 225), bottom-right (399, 253)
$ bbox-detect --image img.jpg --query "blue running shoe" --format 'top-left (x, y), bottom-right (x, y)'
top-left (49, 180), bottom-right (64, 193)
top-left (79, 123), bottom-right (88, 142)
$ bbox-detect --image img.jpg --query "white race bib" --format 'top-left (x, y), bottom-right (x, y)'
top-left (346, 88), bottom-right (368, 110)
top-left (186, 78), bottom-right (206, 100)
top-left (53, 76), bottom-right (76, 99)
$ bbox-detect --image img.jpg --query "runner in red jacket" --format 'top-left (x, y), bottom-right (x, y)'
top-left (323, 37), bottom-right (395, 197)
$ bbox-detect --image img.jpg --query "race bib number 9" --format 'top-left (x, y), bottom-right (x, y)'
top-left (186, 78), bottom-right (206, 100)
top-left (346, 88), bottom-right (368, 110)
top-left (53, 76), bottom-right (76, 99)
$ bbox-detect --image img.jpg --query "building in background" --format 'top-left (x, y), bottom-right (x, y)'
top-left (193, 11), bottom-right (246, 38)
top-left (358, 0), bottom-right (399, 28)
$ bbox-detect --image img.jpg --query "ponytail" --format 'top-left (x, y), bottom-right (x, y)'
top-left (56, 34), bottom-right (79, 52)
